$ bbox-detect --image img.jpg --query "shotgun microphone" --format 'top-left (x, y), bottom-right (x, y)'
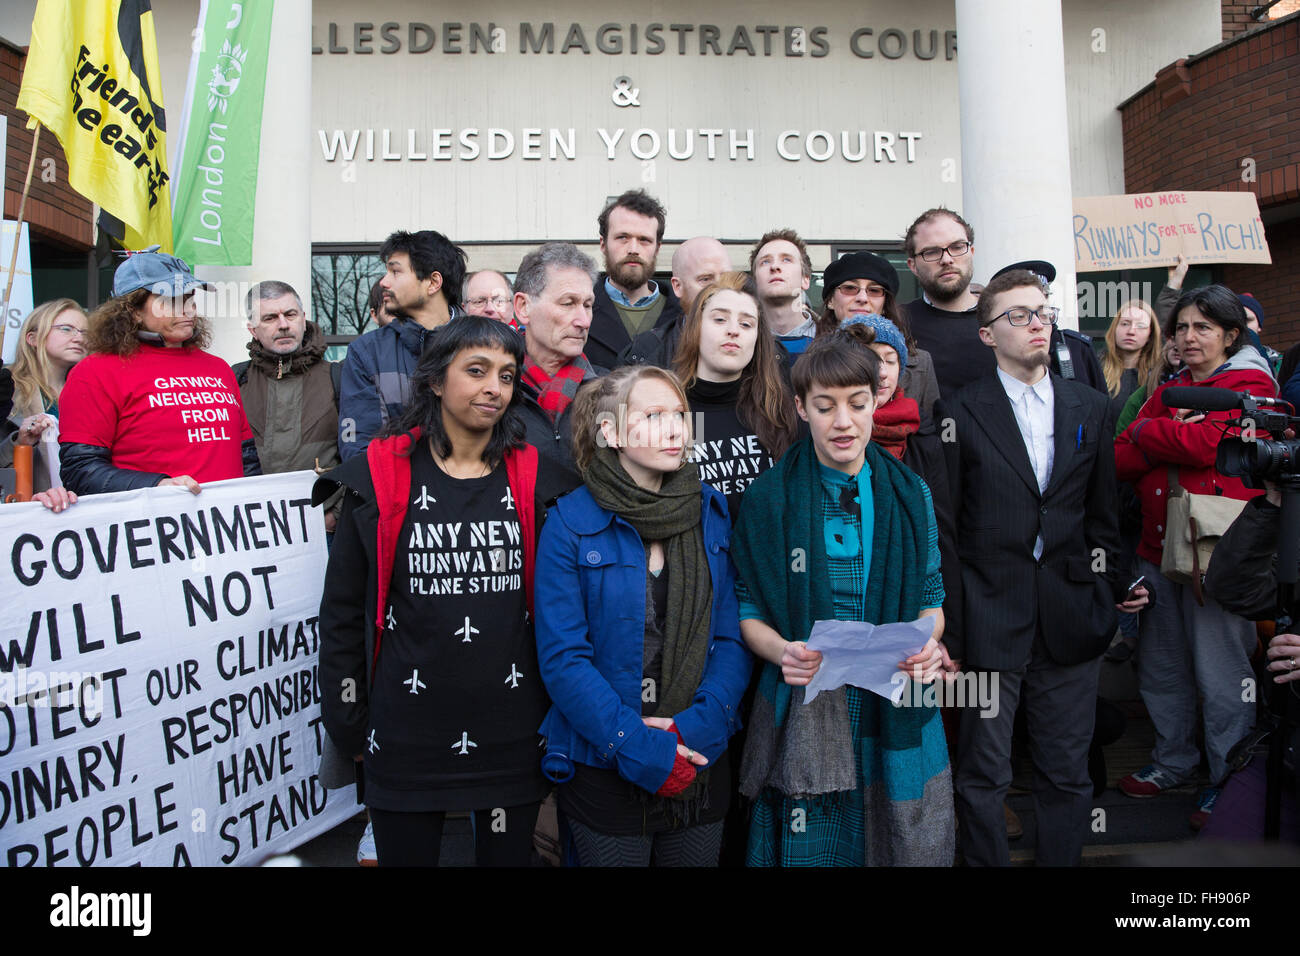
top-left (1160, 387), bottom-right (1281, 411)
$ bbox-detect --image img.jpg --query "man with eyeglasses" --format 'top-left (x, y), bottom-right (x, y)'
top-left (988, 260), bottom-right (1106, 398)
top-left (902, 210), bottom-right (1104, 398)
top-left (463, 270), bottom-right (516, 326)
top-left (901, 208), bottom-right (983, 396)
top-left (234, 279), bottom-right (343, 529)
top-left (936, 267), bottom-right (1145, 866)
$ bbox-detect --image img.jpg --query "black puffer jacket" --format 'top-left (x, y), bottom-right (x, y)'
top-left (1205, 496), bottom-right (1293, 621)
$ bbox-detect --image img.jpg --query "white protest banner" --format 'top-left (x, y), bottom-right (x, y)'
top-left (0, 472), bottom-right (356, 866)
top-left (1, 219), bottom-right (34, 365)
top-left (1073, 190), bottom-right (1272, 273)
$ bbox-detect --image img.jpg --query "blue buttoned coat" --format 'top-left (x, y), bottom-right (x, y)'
top-left (534, 482), bottom-right (751, 795)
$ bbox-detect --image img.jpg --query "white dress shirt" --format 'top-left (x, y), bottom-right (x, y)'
top-left (997, 366), bottom-right (1055, 559)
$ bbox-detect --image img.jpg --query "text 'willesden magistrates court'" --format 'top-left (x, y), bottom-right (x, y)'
top-left (309, 12), bottom-right (946, 242)
top-left (295, 1), bottom-right (1217, 255)
top-left (314, 19), bottom-right (940, 163)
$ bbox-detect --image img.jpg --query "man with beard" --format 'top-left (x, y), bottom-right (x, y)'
top-left (338, 229), bottom-right (468, 459)
top-left (902, 209), bottom-right (1103, 398)
top-left (234, 280), bottom-right (343, 529)
top-left (585, 189), bottom-right (683, 370)
top-left (900, 208), bottom-right (984, 396)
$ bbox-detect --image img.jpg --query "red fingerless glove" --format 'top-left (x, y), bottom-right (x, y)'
top-left (655, 720), bottom-right (697, 797)
top-left (657, 751), bottom-right (697, 797)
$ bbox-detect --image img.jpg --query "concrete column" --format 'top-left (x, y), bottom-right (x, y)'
top-left (955, 0), bottom-right (1079, 328)
top-left (196, 0), bottom-right (312, 362)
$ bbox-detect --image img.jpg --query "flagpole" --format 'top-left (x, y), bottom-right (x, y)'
top-left (1, 123), bottom-right (41, 358)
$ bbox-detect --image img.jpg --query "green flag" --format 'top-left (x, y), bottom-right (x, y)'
top-left (172, 0), bottom-right (274, 266)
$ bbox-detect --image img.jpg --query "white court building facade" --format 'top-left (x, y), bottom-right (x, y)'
top-left (0, 0), bottom-right (1226, 362)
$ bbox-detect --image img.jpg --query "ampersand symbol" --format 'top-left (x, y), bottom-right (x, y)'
top-left (611, 75), bottom-right (640, 107)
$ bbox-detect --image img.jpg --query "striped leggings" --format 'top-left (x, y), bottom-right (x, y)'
top-left (565, 818), bottom-right (724, 867)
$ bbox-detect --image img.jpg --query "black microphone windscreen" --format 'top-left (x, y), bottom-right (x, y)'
top-left (1160, 386), bottom-right (1242, 411)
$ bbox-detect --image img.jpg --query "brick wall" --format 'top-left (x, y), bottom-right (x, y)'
top-left (1224, 217), bottom-right (1300, 348)
top-left (1223, 2), bottom-right (1260, 38)
top-left (1122, 18), bottom-right (1299, 201)
top-left (1222, 0), bottom-right (1300, 39)
top-left (1121, 14), bottom-right (1300, 351)
top-left (1, 41), bottom-right (94, 251)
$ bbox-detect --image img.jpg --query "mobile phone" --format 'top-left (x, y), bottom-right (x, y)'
top-left (1124, 575), bottom-right (1148, 601)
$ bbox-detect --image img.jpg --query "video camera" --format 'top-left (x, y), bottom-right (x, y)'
top-left (1161, 386), bottom-right (1300, 488)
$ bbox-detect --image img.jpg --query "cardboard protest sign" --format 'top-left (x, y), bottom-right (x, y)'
top-left (1073, 191), bottom-right (1271, 273)
top-left (0, 473), bottom-right (356, 866)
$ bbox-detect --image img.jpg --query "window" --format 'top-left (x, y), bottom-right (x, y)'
top-left (311, 246), bottom-right (384, 347)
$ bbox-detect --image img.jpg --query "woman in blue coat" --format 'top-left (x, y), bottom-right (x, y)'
top-left (535, 364), bottom-right (752, 866)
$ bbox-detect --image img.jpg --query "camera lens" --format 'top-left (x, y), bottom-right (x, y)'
top-left (1217, 437), bottom-right (1300, 482)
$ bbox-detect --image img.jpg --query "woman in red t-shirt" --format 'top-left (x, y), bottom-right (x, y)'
top-left (58, 250), bottom-right (258, 495)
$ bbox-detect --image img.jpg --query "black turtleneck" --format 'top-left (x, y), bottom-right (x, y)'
top-left (687, 377), bottom-right (777, 524)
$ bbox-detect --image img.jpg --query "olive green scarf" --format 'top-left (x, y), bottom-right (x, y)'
top-left (585, 447), bottom-right (713, 801)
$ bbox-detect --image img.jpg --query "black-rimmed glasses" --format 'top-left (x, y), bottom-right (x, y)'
top-left (992, 306), bottom-right (1060, 327)
top-left (915, 241), bottom-right (971, 262)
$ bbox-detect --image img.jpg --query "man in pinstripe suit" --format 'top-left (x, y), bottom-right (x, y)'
top-left (937, 267), bottom-right (1149, 866)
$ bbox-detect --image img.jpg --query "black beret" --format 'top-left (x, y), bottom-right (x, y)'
top-left (822, 251), bottom-right (900, 303)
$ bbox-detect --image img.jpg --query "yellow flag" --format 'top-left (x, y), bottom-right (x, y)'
top-left (17, 0), bottom-right (173, 251)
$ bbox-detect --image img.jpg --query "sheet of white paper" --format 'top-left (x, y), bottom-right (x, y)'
top-left (802, 616), bottom-right (937, 703)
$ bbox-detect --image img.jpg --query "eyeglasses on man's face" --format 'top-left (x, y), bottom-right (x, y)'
top-left (991, 306), bottom-right (1060, 327)
top-left (466, 295), bottom-right (511, 310)
top-left (915, 240), bottom-right (971, 262)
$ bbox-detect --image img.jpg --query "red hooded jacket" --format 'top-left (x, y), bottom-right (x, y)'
top-left (365, 428), bottom-right (537, 675)
top-left (1114, 351), bottom-right (1276, 565)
